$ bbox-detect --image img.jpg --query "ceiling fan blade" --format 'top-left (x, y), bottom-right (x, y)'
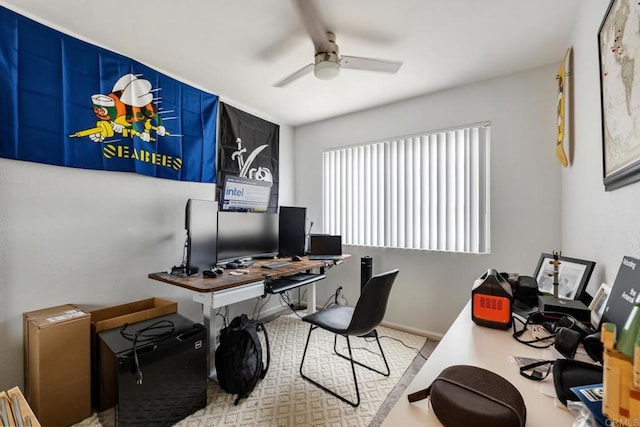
top-left (340, 55), bottom-right (403, 74)
top-left (293, 0), bottom-right (331, 51)
top-left (257, 29), bottom-right (306, 61)
top-left (273, 63), bottom-right (314, 87)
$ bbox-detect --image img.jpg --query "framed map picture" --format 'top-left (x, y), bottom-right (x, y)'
top-left (598, 0), bottom-right (640, 191)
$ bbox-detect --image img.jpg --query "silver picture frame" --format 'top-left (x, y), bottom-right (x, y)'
top-left (589, 282), bottom-right (612, 328)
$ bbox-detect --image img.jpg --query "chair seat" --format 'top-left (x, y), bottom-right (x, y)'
top-left (302, 306), bottom-right (355, 334)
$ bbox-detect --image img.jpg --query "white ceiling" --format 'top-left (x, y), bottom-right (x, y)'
top-left (2, 0), bottom-right (582, 127)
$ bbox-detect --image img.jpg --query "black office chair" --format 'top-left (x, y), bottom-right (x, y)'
top-left (299, 268), bottom-right (399, 407)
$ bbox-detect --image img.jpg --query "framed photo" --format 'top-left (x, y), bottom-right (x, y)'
top-left (598, 0), bottom-right (640, 191)
top-left (533, 253), bottom-right (596, 301)
top-left (589, 283), bottom-right (612, 329)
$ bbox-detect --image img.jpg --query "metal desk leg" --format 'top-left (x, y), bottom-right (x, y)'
top-left (202, 302), bottom-right (218, 380)
top-left (307, 281), bottom-right (317, 314)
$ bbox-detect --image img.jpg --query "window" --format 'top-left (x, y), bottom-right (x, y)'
top-left (322, 123), bottom-right (490, 254)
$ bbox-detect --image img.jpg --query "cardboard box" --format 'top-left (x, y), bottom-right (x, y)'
top-left (89, 298), bottom-right (177, 411)
top-left (23, 304), bottom-right (91, 427)
top-left (90, 298), bottom-right (178, 334)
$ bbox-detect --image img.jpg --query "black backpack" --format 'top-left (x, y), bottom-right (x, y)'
top-left (215, 314), bottom-right (270, 405)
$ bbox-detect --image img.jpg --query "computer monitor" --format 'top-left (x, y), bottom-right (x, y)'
top-left (278, 206), bottom-right (306, 257)
top-left (185, 199), bottom-right (218, 275)
top-left (216, 211), bottom-right (279, 264)
top-left (308, 234), bottom-right (343, 260)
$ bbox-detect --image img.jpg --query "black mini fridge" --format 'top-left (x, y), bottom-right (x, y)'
top-left (98, 313), bottom-right (207, 426)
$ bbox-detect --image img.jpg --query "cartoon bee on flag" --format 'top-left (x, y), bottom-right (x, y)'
top-left (69, 74), bottom-right (169, 143)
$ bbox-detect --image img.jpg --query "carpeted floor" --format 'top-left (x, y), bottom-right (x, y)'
top-left (76, 313), bottom-right (434, 426)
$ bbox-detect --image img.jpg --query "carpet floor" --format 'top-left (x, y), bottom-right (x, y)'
top-left (76, 313), bottom-right (431, 426)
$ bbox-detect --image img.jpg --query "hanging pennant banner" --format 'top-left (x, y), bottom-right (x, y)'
top-left (0, 6), bottom-right (218, 183)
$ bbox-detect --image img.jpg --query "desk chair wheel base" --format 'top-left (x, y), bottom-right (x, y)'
top-left (298, 269), bottom-right (399, 408)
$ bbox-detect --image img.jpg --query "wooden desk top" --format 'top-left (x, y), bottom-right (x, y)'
top-left (148, 255), bottom-right (349, 293)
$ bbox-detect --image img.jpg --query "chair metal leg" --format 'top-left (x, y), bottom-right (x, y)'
top-left (299, 325), bottom-right (361, 407)
top-left (333, 329), bottom-right (390, 377)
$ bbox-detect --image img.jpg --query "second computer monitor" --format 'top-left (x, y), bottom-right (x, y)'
top-left (216, 211), bottom-right (279, 264)
top-left (278, 206), bottom-right (306, 257)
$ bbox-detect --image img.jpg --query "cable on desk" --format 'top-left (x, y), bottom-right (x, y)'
top-left (181, 234), bottom-right (188, 266)
top-left (511, 314), bottom-right (556, 349)
top-left (169, 234), bottom-right (190, 274)
top-left (119, 319), bottom-right (175, 385)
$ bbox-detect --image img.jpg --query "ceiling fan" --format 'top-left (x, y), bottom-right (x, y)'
top-left (273, 0), bottom-right (403, 88)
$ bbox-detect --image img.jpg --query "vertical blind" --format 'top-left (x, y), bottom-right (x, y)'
top-left (322, 124), bottom-right (490, 254)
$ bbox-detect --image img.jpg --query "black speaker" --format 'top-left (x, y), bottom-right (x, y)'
top-left (279, 206), bottom-right (306, 257)
top-left (361, 256), bottom-right (373, 291)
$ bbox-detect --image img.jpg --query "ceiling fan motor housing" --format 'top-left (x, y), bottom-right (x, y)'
top-left (273, 2), bottom-right (402, 88)
top-left (314, 32), bottom-right (340, 79)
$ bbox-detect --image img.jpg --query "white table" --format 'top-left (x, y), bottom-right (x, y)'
top-left (382, 301), bottom-right (576, 426)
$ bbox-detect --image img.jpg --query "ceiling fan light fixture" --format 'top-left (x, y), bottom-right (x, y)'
top-left (314, 60), bottom-right (340, 80)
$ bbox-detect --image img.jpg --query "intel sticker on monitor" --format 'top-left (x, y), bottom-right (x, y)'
top-left (221, 176), bottom-right (271, 212)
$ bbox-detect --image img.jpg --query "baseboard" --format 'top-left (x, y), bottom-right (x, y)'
top-left (257, 305), bottom-right (294, 322)
top-left (380, 319), bottom-right (443, 341)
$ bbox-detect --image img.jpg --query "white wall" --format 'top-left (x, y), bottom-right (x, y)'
top-left (294, 65), bottom-right (564, 337)
top-left (563, 2), bottom-right (639, 294)
top-left (0, 122), bottom-right (293, 393)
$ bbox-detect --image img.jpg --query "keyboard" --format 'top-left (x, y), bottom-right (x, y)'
top-left (289, 273), bottom-right (318, 281)
top-left (261, 261), bottom-right (291, 269)
top-left (267, 273), bottom-right (326, 294)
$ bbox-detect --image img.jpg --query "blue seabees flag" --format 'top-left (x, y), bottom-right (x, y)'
top-left (0, 6), bottom-right (218, 183)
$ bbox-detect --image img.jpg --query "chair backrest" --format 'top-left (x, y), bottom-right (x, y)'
top-left (346, 269), bottom-right (399, 336)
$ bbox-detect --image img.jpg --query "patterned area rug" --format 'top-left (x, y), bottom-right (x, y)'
top-left (76, 314), bottom-right (427, 427)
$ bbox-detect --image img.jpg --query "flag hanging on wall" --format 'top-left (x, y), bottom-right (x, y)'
top-left (0, 6), bottom-right (218, 183)
top-left (218, 103), bottom-right (279, 212)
